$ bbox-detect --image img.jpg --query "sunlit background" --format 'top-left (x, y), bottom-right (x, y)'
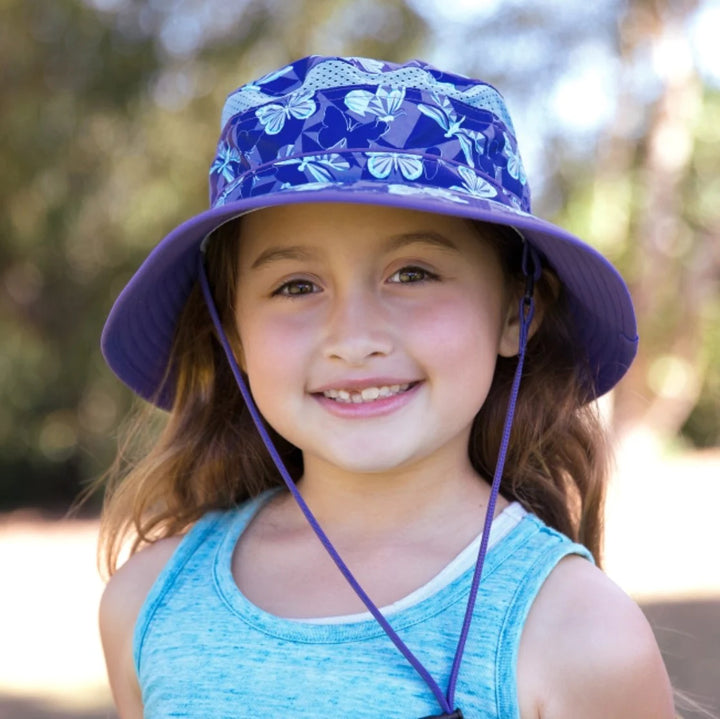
top-left (1, 0), bottom-right (718, 717)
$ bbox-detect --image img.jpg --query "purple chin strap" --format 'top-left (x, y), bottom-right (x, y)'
top-left (197, 240), bottom-right (540, 718)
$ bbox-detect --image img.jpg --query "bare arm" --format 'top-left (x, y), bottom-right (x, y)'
top-left (99, 537), bottom-right (182, 719)
top-left (518, 556), bottom-right (675, 719)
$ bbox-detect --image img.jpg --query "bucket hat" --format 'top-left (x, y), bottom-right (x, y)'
top-left (101, 55), bottom-right (638, 408)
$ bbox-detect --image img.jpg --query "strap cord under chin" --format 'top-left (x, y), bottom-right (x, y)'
top-left (196, 241), bottom-right (539, 716)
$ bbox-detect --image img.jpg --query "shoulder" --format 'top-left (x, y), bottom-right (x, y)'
top-left (99, 535), bottom-right (183, 719)
top-left (100, 534), bottom-right (184, 632)
top-left (518, 555), bottom-right (675, 719)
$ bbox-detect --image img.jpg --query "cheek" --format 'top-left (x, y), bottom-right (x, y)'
top-left (237, 314), bottom-right (310, 391)
top-left (413, 292), bottom-right (505, 412)
top-left (410, 291), bottom-right (505, 358)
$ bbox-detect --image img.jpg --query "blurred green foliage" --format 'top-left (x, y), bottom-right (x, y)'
top-left (1, 0), bottom-right (718, 510)
top-left (0, 0), bottom-right (430, 509)
top-left (1, 0), bottom-right (162, 508)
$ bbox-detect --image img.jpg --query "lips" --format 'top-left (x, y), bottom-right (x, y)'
top-left (321, 383), bottom-right (413, 404)
top-left (311, 379), bottom-right (421, 418)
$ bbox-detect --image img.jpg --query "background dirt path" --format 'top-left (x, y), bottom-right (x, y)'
top-left (1, 445), bottom-right (718, 718)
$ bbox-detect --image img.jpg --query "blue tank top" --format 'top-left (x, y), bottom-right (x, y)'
top-left (134, 491), bottom-right (592, 718)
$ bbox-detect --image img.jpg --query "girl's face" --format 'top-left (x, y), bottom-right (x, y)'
top-left (235, 203), bottom-right (519, 478)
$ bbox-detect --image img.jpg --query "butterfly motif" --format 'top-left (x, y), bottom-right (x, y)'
top-left (317, 105), bottom-right (389, 149)
top-left (345, 86), bottom-right (406, 123)
top-left (366, 151), bottom-right (424, 181)
top-left (450, 165), bottom-right (497, 198)
top-left (276, 151), bottom-right (351, 183)
top-left (244, 64), bottom-right (294, 92)
top-left (214, 173), bottom-right (249, 206)
top-left (210, 142), bottom-right (242, 182)
top-left (417, 96), bottom-right (466, 137)
top-left (503, 135), bottom-right (526, 183)
top-left (386, 184), bottom-right (468, 204)
top-left (417, 94), bottom-right (484, 167)
top-left (256, 89), bottom-right (317, 135)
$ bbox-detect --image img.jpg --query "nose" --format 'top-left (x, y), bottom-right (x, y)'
top-left (322, 286), bottom-right (394, 364)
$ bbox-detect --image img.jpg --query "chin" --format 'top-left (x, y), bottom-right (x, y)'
top-left (319, 445), bottom-right (422, 476)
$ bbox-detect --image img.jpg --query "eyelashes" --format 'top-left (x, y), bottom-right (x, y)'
top-left (271, 266), bottom-right (440, 297)
top-left (387, 266), bottom-right (440, 284)
top-left (272, 279), bottom-right (319, 297)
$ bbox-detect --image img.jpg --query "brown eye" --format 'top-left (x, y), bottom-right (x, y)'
top-left (389, 267), bottom-right (438, 284)
top-left (274, 279), bottom-right (318, 296)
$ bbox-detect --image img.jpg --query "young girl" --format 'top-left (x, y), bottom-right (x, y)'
top-left (99, 55), bottom-right (674, 718)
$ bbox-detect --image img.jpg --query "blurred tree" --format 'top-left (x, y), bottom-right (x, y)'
top-left (1, 0), bottom-right (717, 511)
top-left (1, 0), bottom-right (161, 508)
top-left (410, 0), bottom-right (720, 447)
top-left (0, 0), bottom-right (430, 510)
top-left (555, 0), bottom-right (720, 445)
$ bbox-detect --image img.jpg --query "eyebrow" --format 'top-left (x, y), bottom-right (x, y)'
top-left (250, 245), bottom-right (320, 270)
top-left (384, 231), bottom-right (460, 254)
top-left (249, 231), bottom-right (460, 270)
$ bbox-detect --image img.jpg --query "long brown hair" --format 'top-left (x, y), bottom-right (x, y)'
top-left (99, 216), bottom-right (608, 576)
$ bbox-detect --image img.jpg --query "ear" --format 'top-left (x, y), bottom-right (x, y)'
top-left (497, 270), bottom-right (559, 358)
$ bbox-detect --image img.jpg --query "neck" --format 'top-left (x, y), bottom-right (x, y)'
top-left (289, 451), bottom-right (495, 539)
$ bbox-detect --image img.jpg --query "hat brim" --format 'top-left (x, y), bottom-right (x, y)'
top-left (101, 182), bottom-right (637, 408)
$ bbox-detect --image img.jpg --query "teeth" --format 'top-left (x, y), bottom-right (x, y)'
top-left (322, 383), bottom-right (411, 403)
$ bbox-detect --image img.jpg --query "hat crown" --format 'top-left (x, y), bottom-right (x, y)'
top-left (220, 56), bottom-right (517, 131)
top-left (209, 55), bottom-right (531, 214)
top-left (102, 55), bottom-right (638, 407)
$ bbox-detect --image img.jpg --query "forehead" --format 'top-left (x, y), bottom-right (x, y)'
top-left (237, 202), bottom-right (494, 263)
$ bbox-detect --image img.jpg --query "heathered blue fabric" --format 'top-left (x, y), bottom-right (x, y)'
top-left (134, 491), bottom-right (592, 718)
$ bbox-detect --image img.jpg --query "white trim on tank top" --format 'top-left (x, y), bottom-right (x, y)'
top-left (296, 501), bottom-right (528, 625)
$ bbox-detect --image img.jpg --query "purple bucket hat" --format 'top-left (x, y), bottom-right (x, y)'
top-left (101, 55), bottom-right (638, 408)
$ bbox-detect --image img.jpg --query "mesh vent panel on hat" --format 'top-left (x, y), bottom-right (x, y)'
top-left (221, 58), bottom-right (514, 131)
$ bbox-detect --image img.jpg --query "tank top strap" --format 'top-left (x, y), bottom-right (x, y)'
top-left (494, 520), bottom-right (593, 714)
top-left (132, 492), bottom-right (593, 717)
top-left (133, 489), bottom-right (277, 673)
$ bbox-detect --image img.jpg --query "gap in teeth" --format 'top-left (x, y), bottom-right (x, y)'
top-left (323, 384), bottom-right (410, 403)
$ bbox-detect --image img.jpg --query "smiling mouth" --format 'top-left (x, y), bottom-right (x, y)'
top-left (320, 383), bottom-right (416, 404)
